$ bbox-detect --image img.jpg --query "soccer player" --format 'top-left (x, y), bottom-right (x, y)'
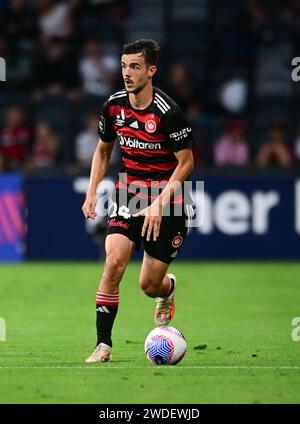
top-left (82, 39), bottom-right (194, 362)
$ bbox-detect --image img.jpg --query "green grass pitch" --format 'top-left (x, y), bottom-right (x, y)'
top-left (1, 261), bottom-right (300, 404)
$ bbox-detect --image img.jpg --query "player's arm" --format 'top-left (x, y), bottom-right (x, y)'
top-left (135, 148), bottom-right (194, 241)
top-left (134, 107), bottom-right (194, 241)
top-left (82, 139), bottom-right (115, 220)
top-left (154, 147), bottom-right (194, 208)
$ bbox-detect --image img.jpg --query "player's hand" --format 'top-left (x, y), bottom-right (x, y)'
top-left (133, 202), bottom-right (162, 241)
top-left (82, 194), bottom-right (97, 220)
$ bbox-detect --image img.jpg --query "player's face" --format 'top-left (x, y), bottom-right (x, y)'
top-left (121, 54), bottom-right (156, 94)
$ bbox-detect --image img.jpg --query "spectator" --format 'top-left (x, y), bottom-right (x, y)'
top-left (0, 105), bottom-right (31, 169)
top-left (75, 113), bottom-right (120, 168)
top-left (79, 37), bottom-right (119, 96)
top-left (75, 114), bottom-right (99, 168)
top-left (0, 0), bottom-right (38, 46)
top-left (185, 99), bottom-right (211, 167)
top-left (248, 0), bottom-right (287, 20)
top-left (214, 119), bottom-right (249, 166)
top-left (33, 37), bottom-right (79, 95)
top-left (29, 121), bottom-right (59, 168)
top-left (165, 62), bottom-right (196, 111)
top-left (281, 0), bottom-right (300, 30)
top-left (247, 0), bottom-right (267, 25)
top-left (256, 123), bottom-right (292, 167)
top-left (37, 0), bottom-right (73, 41)
top-left (4, 42), bottom-right (33, 89)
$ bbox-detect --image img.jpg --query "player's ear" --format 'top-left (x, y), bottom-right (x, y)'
top-left (148, 65), bottom-right (157, 78)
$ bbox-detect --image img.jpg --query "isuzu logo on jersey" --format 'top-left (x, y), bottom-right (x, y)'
top-left (118, 134), bottom-right (161, 150)
top-left (169, 127), bottom-right (191, 141)
top-left (145, 119), bottom-right (157, 133)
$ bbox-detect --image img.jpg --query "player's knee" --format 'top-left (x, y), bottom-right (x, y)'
top-left (142, 285), bottom-right (157, 298)
top-left (139, 277), bottom-right (157, 298)
top-left (104, 255), bottom-right (127, 282)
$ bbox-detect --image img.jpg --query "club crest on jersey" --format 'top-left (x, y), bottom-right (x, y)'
top-left (145, 119), bottom-right (157, 133)
top-left (172, 235), bottom-right (183, 248)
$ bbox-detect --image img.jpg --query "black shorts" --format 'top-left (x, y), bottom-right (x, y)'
top-left (106, 190), bottom-right (190, 264)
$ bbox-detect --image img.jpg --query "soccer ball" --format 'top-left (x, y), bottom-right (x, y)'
top-left (144, 326), bottom-right (187, 365)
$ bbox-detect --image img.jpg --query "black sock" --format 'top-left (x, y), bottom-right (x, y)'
top-left (96, 292), bottom-right (119, 347)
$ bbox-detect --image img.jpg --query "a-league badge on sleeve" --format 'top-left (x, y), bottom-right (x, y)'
top-left (99, 115), bottom-right (105, 134)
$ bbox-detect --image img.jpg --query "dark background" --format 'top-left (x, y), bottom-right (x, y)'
top-left (1, 0), bottom-right (300, 261)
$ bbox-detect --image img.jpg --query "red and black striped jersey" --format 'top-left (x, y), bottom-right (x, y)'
top-left (98, 87), bottom-right (193, 202)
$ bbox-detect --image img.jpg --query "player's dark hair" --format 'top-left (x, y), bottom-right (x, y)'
top-left (122, 39), bottom-right (160, 66)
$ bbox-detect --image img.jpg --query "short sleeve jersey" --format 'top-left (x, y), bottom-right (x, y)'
top-left (98, 87), bottom-right (193, 186)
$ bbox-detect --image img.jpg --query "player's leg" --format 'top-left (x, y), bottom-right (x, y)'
top-left (139, 252), bottom-right (171, 297)
top-left (86, 233), bottom-right (135, 363)
top-left (96, 233), bottom-right (135, 344)
top-left (140, 212), bottom-right (188, 325)
top-left (139, 252), bottom-right (176, 325)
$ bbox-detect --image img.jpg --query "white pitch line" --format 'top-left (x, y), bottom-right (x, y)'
top-left (0, 366), bottom-right (300, 370)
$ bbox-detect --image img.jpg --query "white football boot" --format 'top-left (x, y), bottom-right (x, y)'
top-left (85, 343), bottom-right (112, 363)
top-left (155, 273), bottom-right (176, 326)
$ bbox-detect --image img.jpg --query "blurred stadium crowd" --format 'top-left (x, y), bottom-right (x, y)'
top-left (1, 0), bottom-right (300, 174)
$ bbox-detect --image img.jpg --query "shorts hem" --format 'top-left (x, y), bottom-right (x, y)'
top-left (106, 227), bottom-right (140, 250)
top-left (143, 247), bottom-right (173, 264)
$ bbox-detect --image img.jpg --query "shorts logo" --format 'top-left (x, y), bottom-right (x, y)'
top-left (109, 218), bottom-right (130, 230)
top-left (145, 119), bottom-right (156, 133)
top-left (172, 235), bottom-right (183, 248)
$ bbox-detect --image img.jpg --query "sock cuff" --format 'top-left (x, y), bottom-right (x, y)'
top-left (167, 276), bottom-right (174, 296)
top-left (96, 291), bottom-right (119, 306)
